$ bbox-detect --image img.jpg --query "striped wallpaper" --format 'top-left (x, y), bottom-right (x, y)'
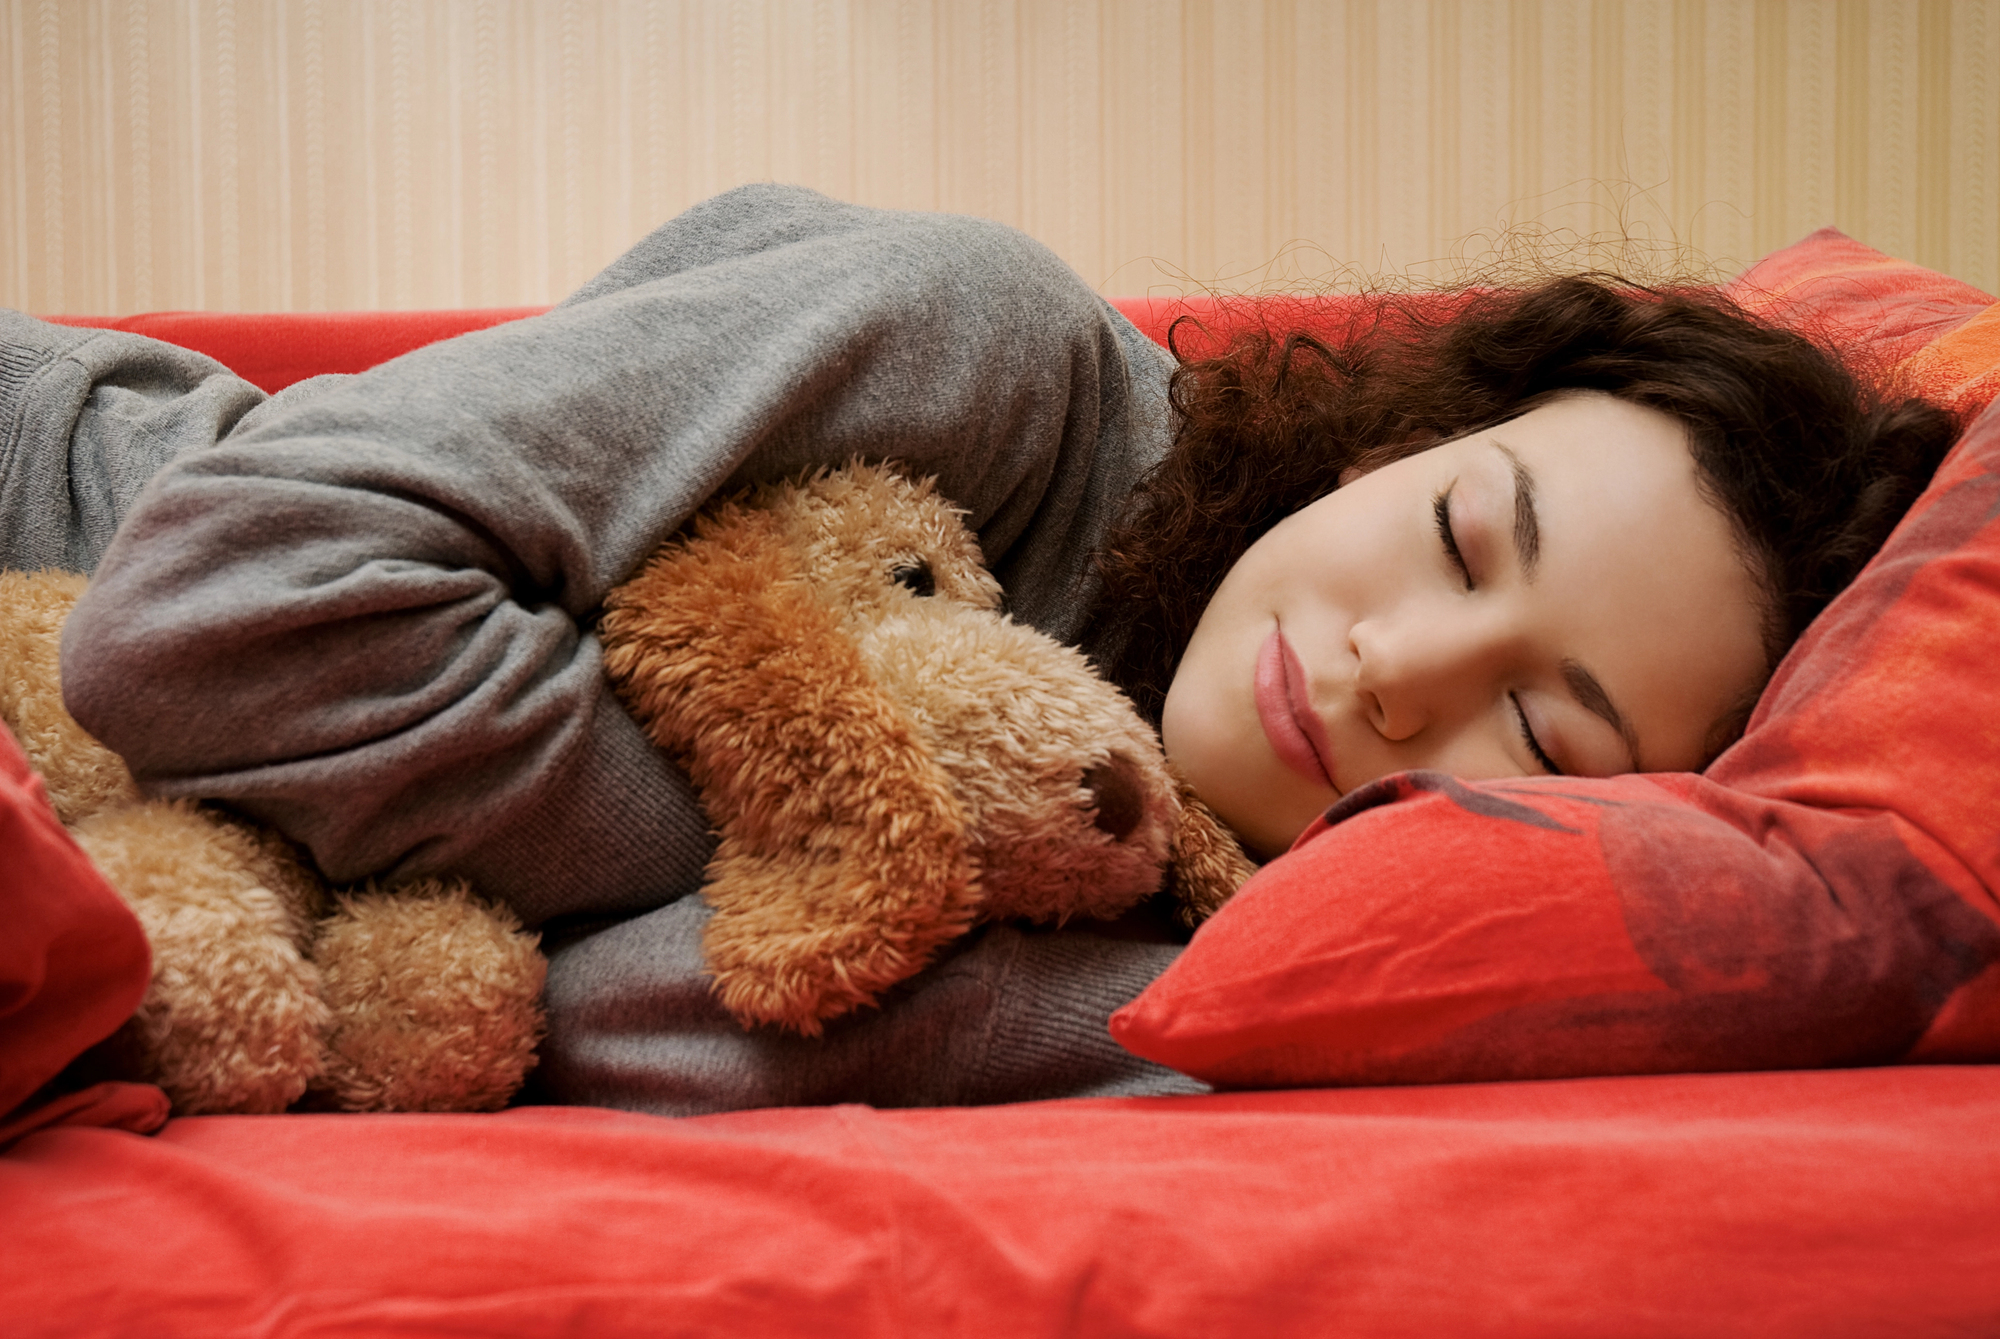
top-left (4, 0), bottom-right (1997, 315)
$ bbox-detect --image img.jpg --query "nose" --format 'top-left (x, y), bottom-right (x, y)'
top-left (1082, 756), bottom-right (1145, 842)
top-left (1349, 614), bottom-right (1505, 743)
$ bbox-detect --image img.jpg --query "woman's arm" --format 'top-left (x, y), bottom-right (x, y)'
top-left (60, 185), bottom-right (1173, 927)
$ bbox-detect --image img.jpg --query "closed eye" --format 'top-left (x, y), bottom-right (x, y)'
top-left (1433, 488), bottom-right (1472, 590)
top-left (1511, 693), bottom-right (1564, 775)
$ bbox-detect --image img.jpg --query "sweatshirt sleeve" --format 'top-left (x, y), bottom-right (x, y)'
top-left (60, 184), bottom-right (1174, 927)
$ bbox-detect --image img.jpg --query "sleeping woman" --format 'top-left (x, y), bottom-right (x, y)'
top-left (6, 184), bottom-right (1957, 1113)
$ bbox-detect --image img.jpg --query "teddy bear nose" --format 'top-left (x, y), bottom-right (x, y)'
top-left (1082, 757), bottom-right (1145, 842)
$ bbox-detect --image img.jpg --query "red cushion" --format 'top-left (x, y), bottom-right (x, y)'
top-left (1115, 231), bottom-right (2000, 1088)
top-left (0, 727), bottom-right (156, 1125)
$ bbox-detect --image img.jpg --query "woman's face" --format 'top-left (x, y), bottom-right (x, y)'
top-left (1161, 392), bottom-right (1770, 859)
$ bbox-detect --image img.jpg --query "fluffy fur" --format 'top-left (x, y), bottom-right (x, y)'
top-left (0, 570), bottom-right (546, 1115)
top-left (600, 464), bottom-right (1253, 1035)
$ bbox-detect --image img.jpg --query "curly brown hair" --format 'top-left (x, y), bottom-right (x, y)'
top-left (1090, 276), bottom-right (1960, 731)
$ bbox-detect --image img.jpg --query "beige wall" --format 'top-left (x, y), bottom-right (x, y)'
top-left (4, 0), bottom-right (1996, 314)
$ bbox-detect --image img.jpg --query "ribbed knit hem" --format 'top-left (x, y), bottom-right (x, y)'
top-left (464, 690), bottom-right (716, 927)
top-left (966, 923), bottom-right (1208, 1103)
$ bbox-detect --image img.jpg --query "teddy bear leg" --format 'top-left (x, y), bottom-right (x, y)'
top-left (307, 880), bottom-right (547, 1112)
top-left (71, 800), bottom-right (333, 1114)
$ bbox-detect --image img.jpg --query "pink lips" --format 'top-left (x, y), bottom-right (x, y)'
top-left (1254, 628), bottom-right (1339, 791)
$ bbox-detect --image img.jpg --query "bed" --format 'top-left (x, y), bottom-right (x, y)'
top-left (5, 228), bottom-right (2000, 1337)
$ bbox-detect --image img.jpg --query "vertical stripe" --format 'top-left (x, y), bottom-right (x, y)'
top-left (1589, 0), bottom-right (1622, 228)
top-left (127, 0), bottom-right (151, 309)
top-left (303, 0), bottom-right (325, 308)
top-left (1914, 0), bottom-right (1951, 273)
top-left (216, 0), bottom-right (239, 308)
top-left (442, 0), bottom-right (463, 307)
top-left (1456, 0), bottom-right (1508, 266)
top-left (1182, 0), bottom-right (1215, 283)
top-left (186, 0), bottom-right (204, 308)
top-left (273, 0), bottom-right (292, 310)
top-left (644, 0), bottom-right (663, 228)
top-left (1543, 0), bottom-right (1585, 238)
top-left (1791, 0), bottom-right (1833, 238)
top-left (1430, 0), bottom-right (1459, 273)
top-left (1623, 0), bottom-right (1669, 201)
top-left (94, 0), bottom-right (116, 312)
top-left (812, 0), bottom-right (834, 197)
top-left (1962, 0), bottom-right (1998, 292)
top-left (1870, 0), bottom-right (1915, 261)
top-left (1833, 0), bottom-right (1869, 242)
top-left (557, 0), bottom-right (581, 295)
top-left (357, 0), bottom-right (378, 308)
top-left (1507, 0), bottom-right (1539, 237)
top-left (472, 0), bottom-right (496, 305)
top-left (1346, 0), bottom-right (1378, 275)
top-left (895, 0), bottom-right (917, 208)
top-left (1264, 0), bottom-right (1296, 278)
top-left (1752, 0), bottom-right (1786, 258)
top-left (1385, 0), bottom-right (1426, 274)
top-left (8, 1), bottom-right (28, 306)
top-left (40, 0), bottom-right (64, 311)
top-left (1065, 0), bottom-right (1088, 276)
top-left (387, 0), bottom-right (412, 306)
top-left (1671, 0), bottom-right (1704, 253)
top-left (1706, 0), bottom-right (1755, 266)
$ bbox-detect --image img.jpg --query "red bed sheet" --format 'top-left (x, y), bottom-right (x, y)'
top-left (5, 1067), bottom-right (1996, 1337)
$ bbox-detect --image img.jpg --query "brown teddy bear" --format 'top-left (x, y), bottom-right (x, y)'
top-left (601, 463), bottom-right (1252, 1035)
top-left (0, 570), bottom-right (548, 1115)
top-left (4, 462), bottom-right (1249, 1105)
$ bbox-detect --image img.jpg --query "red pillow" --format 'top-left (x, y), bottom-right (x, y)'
top-left (1723, 225), bottom-right (1995, 367)
top-left (1115, 232), bottom-right (2000, 1088)
top-left (0, 726), bottom-right (157, 1124)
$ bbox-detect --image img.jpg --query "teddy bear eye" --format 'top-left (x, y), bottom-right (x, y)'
top-left (891, 560), bottom-right (936, 598)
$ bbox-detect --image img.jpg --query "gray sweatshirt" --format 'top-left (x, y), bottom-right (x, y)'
top-left (12, 184), bottom-right (1206, 1113)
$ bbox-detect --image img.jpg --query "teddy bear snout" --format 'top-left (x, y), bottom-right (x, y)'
top-left (1083, 756), bottom-right (1146, 842)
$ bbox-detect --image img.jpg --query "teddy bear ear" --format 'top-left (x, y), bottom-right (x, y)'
top-left (601, 502), bottom-right (981, 1035)
top-left (1166, 771), bottom-right (1258, 927)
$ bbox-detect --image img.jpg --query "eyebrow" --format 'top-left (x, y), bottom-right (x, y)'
top-left (1494, 440), bottom-right (1644, 771)
top-left (1494, 441), bottom-right (1540, 578)
top-left (1562, 659), bottom-right (1643, 772)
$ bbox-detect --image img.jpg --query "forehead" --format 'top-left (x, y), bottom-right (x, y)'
top-left (1463, 394), bottom-right (1767, 768)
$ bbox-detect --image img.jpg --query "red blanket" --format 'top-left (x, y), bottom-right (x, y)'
top-left (6, 1068), bottom-right (1997, 1337)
